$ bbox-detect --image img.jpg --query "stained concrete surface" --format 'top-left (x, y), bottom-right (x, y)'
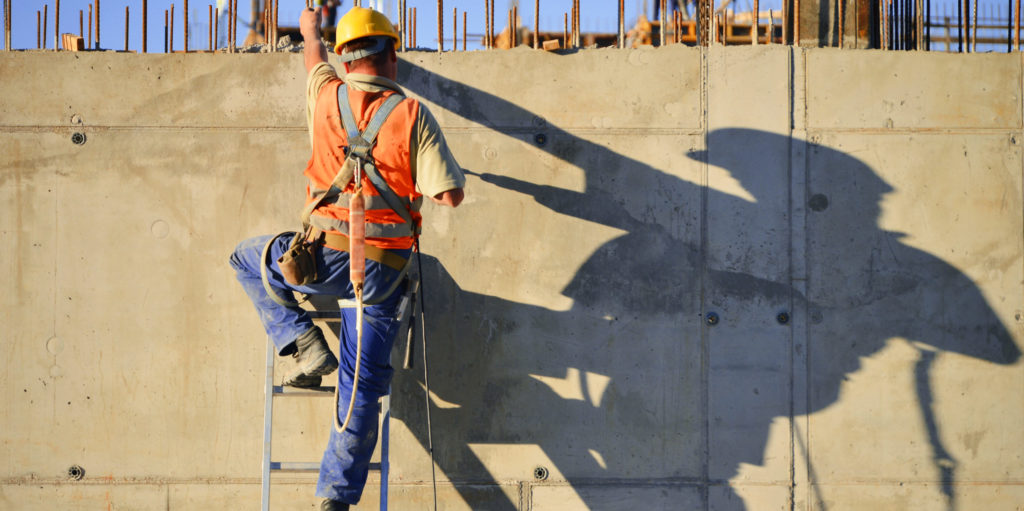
top-left (0, 45), bottom-right (1022, 510)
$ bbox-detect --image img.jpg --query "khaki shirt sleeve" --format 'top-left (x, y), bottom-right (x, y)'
top-left (411, 103), bottom-right (466, 199)
top-left (306, 62), bottom-right (340, 149)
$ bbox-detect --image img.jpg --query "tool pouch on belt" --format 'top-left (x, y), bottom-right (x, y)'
top-left (277, 228), bottom-right (319, 286)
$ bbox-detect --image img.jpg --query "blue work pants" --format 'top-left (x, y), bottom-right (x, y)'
top-left (229, 233), bottom-right (409, 504)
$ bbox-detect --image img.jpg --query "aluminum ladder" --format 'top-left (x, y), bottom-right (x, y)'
top-left (261, 279), bottom-right (418, 511)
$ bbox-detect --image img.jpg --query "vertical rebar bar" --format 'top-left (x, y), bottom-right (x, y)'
top-left (753, 0), bottom-right (759, 44)
top-left (563, 11), bottom-right (568, 47)
top-left (43, 4), bottom-right (48, 50)
top-left (437, 0), bottom-right (442, 52)
top-left (1011, 0), bottom-right (1019, 50)
top-left (214, 6), bottom-right (218, 50)
top-left (232, 0), bottom-right (237, 51)
top-left (36, 10), bottom-right (40, 49)
top-left (926, 0), bottom-right (931, 49)
top-left (124, 6), bottom-right (128, 51)
top-left (4, 0), bottom-right (9, 51)
top-left (412, 7), bottom-right (417, 48)
top-left (513, 4), bottom-right (518, 47)
top-left (838, 0), bottom-right (844, 47)
top-left (768, 9), bottom-right (774, 43)
top-left (963, 0), bottom-right (969, 51)
top-left (80, 9), bottom-right (83, 40)
top-left (660, 0), bottom-right (666, 46)
top-left (95, 0), bottom-right (99, 49)
top-left (508, 8), bottom-right (513, 47)
top-left (142, 0), bottom-right (147, 52)
top-left (170, 3), bottom-right (174, 52)
top-left (1008, 0), bottom-right (1013, 52)
top-left (619, 0), bottom-right (625, 48)
top-left (463, 10), bottom-right (467, 50)
top-left (453, 7), bottom-right (457, 50)
top-left (164, 9), bottom-right (168, 52)
top-left (534, 0), bottom-right (539, 49)
top-left (55, 0), bottom-right (61, 51)
top-left (971, 0), bottom-right (977, 51)
top-left (274, 0), bottom-right (279, 50)
top-left (208, 4), bottom-right (212, 50)
top-left (491, 0), bottom-right (496, 48)
top-left (88, 4), bottom-right (93, 48)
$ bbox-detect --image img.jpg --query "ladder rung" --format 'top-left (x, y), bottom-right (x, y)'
top-left (272, 385), bottom-right (336, 395)
top-left (270, 461), bottom-right (381, 472)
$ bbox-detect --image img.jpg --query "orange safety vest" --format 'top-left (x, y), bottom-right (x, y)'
top-left (304, 79), bottom-right (423, 250)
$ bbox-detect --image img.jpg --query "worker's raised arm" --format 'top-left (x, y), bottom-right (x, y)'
top-left (300, 8), bottom-right (328, 73)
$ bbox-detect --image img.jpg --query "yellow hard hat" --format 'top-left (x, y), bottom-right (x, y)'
top-left (333, 7), bottom-right (400, 56)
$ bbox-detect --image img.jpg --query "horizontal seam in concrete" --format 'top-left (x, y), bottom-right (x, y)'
top-left (805, 127), bottom-right (1019, 134)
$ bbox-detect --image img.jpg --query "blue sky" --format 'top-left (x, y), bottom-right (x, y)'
top-left (1, 0), bottom-right (789, 52)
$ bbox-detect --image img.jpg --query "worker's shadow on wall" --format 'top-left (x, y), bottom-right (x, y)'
top-left (390, 64), bottom-right (1021, 510)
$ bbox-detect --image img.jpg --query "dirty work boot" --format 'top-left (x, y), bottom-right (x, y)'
top-left (282, 326), bottom-right (338, 388)
top-left (321, 499), bottom-right (350, 511)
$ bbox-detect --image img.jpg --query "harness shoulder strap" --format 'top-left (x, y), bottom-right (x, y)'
top-left (336, 83), bottom-right (417, 231)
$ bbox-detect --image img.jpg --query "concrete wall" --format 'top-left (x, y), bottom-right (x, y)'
top-left (1, 46), bottom-right (1021, 510)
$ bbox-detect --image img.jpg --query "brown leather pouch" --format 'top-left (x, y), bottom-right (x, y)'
top-left (277, 230), bottom-right (319, 286)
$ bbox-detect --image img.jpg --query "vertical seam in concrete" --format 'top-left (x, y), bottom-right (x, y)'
top-left (699, 44), bottom-right (711, 511)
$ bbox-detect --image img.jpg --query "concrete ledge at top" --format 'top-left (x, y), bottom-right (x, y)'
top-left (806, 49), bottom-right (1022, 130)
top-left (0, 46), bottom-right (703, 131)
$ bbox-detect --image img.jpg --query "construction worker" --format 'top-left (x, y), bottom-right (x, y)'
top-left (228, 6), bottom-right (465, 510)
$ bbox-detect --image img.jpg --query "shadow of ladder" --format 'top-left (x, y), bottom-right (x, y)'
top-left (260, 280), bottom-right (419, 511)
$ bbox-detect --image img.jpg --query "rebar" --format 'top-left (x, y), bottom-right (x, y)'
top-left (36, 10), bottom-right (39, 49)
top-left (55, 0), bottom-right (60, 51)
top-left (208, 4), bottom-right (212, 51)
top-left (79, 9), bottom-right (83, 40)
top-left (214, 6), bottom-right (218, 50)
top-left (618, 0), bottom-right (624, 48)
top-left (184, 0), bottom-right (188, 51)
top-left (768, 9), bottom-right (774, 43)
top-left (232, 0), bottom-right (237, 52)
top-left (508, 8), bottom-right (512, 47)
top-left (752, 0), bottom-right (759, 44)
top-left (513, 4), bottom-right (518, 47)
top-left (170, 3), bottom-right (174, 52)
top-left (491, 0), bottom-right (496, 48)
top-left (412, 7), bottom-right (417, 48)
top-left (142, 0), bottom-right (147, 52)
top-left (274, 0), bottom-right (279, 50)
top-left (971, 0), bottom-right (977, 51)
top-left (463, 10), bottom-right (467, 50)
top-left (453, 7), bottom-right (457, 50)
top-left (437, 0), bottom-right (443, 52)
top-left (124, 6), bottom-right (128, 52)
top-left (43, 4), bottom-right (47, 50)
top-left (95, 0), bottom-right (99, 49)
top-left (563, 11), bottom-right (568, 48)
top-left (4, 0), bottom-right (9, 52)
top-left (660, 0), bottom-right (666, 46)
top-left (534, 0), bottom-right (539, 49)
top-left (1011, 0), bottom-right (1019, 50)
top-left (163, 9), bottom-right (168, 52)
top-left (88, 5), bottom-right (93, 48)
top-left (838, 0), bottom-right (844, 47)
